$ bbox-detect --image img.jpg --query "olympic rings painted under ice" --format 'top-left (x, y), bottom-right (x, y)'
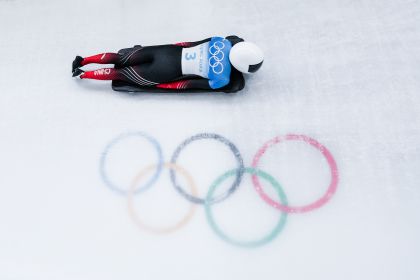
top-left (205, 167), bottom-right (288, 248)
top-left (99, 131), bottom-right (339, 247)
top-left (127, 163), bottom-right (198, 234)
top-left (251, 134), bottom-right (339, 213)
top-left (99, 131), bottom-right (163, 195)
top-left (170, 133), bottom-right (244, 204)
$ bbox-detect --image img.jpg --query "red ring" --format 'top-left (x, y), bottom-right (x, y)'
top-left (251, 134), bottom-right (339, 213)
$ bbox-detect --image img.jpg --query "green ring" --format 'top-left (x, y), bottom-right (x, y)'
top-left (205, 167), bottom-right (288, 248)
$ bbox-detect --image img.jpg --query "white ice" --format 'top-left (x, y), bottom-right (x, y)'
top-left (0, 0), bottom-right (419, 279)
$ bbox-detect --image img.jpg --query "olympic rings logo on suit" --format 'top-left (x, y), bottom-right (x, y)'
top-left (208, 41), bottom-right (225, 75)
top-left (99, 131), bottom-right (339, 248)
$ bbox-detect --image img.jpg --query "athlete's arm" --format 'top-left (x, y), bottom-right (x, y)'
top-left (157, 79), bottom-right (212, 90)
top-left (209, 76), bottom-right (230, 89)
top-left (175, 38), bottom-right (212, 47)
top-left (225, 35), bottom-right (244, 45)
top-left (176, 35), bottom-right (243, 47)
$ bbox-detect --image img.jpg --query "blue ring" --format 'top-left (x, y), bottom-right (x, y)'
top-left (99, 131), bottom-right (163, 195)
top-left (170, 133), bottom-right (244, 204)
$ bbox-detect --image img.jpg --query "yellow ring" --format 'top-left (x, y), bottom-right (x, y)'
top-left (127, 163), bottom-right (198, 234)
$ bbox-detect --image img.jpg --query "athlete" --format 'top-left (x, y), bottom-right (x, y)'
top-left (72, 35), bottom-right (264, 92)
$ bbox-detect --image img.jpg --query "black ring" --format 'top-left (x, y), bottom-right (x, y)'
top-left (170, 133), bottom-right (244, 204)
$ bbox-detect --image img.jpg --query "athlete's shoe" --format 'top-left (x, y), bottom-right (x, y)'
top-left (72, 56), bottom-right (84, 73)
top-left (72, 68), bottom-right (84, 77)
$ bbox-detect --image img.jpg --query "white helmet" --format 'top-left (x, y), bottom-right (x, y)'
top-left (229, 42), bottom-right (264, 74)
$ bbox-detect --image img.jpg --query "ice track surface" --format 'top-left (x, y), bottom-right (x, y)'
top-left (0, 0), bottom-right (419, 279)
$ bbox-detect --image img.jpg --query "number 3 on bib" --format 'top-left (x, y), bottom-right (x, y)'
top-left (185, 52), bottom-right (196, 60)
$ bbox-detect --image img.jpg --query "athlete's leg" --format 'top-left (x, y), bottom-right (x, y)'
top-left (81, 53), bottom-right (120, 66)
top-left (72, 53), bottom-right (120, 72)
top-left (80, 47), bottom-right (152, 66)
top-left (87, 46), bottom-right (182, 84)
top-left (135, 45), bottom-right (182, 83)
top-left (73, 46), bottom-right (150, 72)
top-left (118, 65), bottom-right (159, 86)
top-left (116, 45), bottom-right (180, 68)
top-left (78, 67), bottom-right (123, 81)
top-left (76, 65), bottom-right (159, 87)
top-left (75, 45), bottom-right (183, 85)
